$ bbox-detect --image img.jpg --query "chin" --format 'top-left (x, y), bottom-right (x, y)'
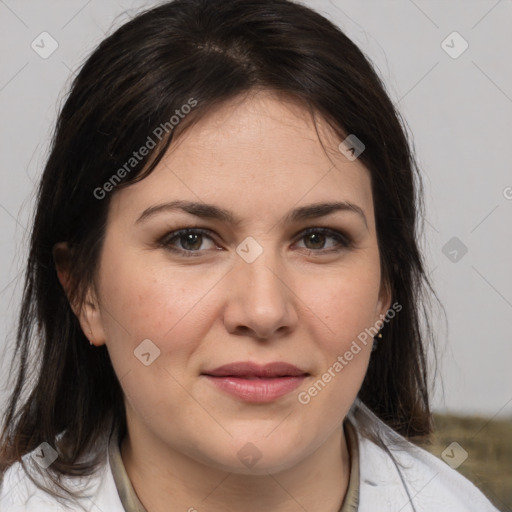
top-left (193, 436), bottom-right (306, 476)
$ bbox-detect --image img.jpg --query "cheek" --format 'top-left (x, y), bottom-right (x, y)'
top-left (96, 256), bottom-right (217, 428)
top-left (296, 279), bottom-right (377, 426)
top-left (98, 241), bottom-right (218, 335)
top-left (301, 260), bottom-right (382, 346)
top-left (96, 247), bottom-right (220, 380)
top-left (293, 259), bottom-right (381, 412)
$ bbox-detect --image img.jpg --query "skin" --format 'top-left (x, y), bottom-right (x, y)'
top-left (56, 90), bottom-right (390, 512)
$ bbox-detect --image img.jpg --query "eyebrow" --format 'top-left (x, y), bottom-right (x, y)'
top-left (136, 200), bottom-right (368, 228)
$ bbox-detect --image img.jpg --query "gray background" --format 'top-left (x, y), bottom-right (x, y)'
top-left (0, 0), bottom-right (511, 419)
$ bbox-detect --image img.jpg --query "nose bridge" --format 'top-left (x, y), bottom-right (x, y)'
top-left (238, 238), bottom-right (286, 307)
top-left (224, 236), bottom-right (297, 338)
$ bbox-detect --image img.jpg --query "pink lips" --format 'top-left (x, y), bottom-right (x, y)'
top-left (202, 361), bottom-right (309, 403)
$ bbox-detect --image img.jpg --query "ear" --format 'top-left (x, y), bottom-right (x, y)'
top-left (375, 277), bottom-right (392, 324)
top-left (52, 242), bottom-right (107, 347)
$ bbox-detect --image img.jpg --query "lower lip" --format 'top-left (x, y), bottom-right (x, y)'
top-left (203, 375), bottom-right (307, 403)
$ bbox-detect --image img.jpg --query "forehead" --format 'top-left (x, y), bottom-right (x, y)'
top-left (109, 91), bottom-right (375, 228)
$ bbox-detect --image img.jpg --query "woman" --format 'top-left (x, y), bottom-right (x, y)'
top-left (0, 0), bottom-right (499, 511)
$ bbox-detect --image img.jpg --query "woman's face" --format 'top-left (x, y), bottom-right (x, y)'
top-left (82, 91), bottom-right (390, 474)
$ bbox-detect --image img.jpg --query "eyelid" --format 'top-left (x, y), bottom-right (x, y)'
top-left (296, 226), bottom-right (351, 244)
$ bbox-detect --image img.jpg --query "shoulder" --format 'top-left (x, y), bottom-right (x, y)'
top-left (349, 404), bottom-right (499, 512)
top-left (0, 439), bottom-right (124, 511)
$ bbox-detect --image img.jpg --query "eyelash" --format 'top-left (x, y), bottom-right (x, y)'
top-left (158, 227), bottom-right (352, 258)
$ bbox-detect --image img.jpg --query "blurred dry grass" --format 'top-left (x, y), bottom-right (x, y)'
top-left (412, 413), bottom-right (512, 511)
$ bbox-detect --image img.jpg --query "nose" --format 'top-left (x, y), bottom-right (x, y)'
top-left (222, 246), bottom-right (298, 340)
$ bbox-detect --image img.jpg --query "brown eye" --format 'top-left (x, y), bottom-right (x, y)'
top-left (303, 232), bottom-right (328, 250)
top-left (179, 233), bottom-right (203, 251)
top-left (159, 228), bottom-right (218, 256)
top-left (295, 227), bottom-right (351, 253)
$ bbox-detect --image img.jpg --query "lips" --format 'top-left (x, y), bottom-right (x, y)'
top-left (202, 361), bottom-right (309, 403)
top-left (202, 361), bottom-right (308, 378)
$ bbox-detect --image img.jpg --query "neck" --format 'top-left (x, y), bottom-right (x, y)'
top-left (120, 423), bottom-right (351, 512)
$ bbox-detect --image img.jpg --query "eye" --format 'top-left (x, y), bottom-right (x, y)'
top-left (158, 226), bottom-right (351, 258)
top-left (159, 228), bottom-right (219, 257)
top-left (294, 227), bottom-right (351, 254)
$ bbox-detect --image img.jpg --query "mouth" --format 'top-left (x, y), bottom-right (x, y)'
top-left (201, 361), bottom-right (309, 403)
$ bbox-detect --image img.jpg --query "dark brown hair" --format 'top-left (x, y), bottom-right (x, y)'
top-left (0, 0), bottom-right (439, 505)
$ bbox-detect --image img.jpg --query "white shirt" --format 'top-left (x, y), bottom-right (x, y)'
top-left (0, 402), bottom-right (499, 511)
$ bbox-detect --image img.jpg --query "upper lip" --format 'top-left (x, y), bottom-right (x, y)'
top-left (202, 361), bottom-right (308, 378)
